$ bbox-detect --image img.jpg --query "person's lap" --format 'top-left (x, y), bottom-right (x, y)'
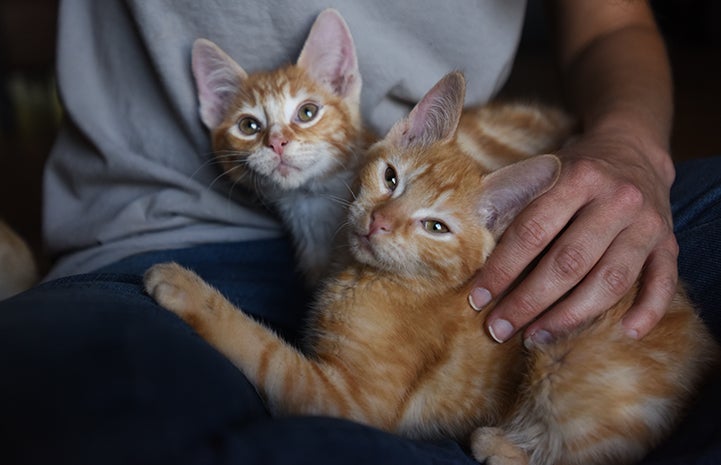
top-left (0, 239), bottom-right (476, 464)
top-left (1, 156), bottom-right (720, 464)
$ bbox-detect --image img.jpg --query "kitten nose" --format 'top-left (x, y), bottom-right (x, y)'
top-left (368, 212), bottom-right (391, 236)
top-left (268, 135), bottom-right (288, 156)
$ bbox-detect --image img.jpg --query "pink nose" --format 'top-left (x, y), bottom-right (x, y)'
top-left (368, 212), bottom-right (391, 236)
top-left (268, 135), bottom-right (288, 156)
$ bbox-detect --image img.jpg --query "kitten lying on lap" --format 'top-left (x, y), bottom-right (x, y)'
top-left (147, 71), bottom-right (717, 465)
top-left (192, 9), bottom-right (372, 286)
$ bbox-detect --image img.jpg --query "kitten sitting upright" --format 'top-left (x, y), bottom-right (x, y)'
top-left (146, 72), bottom-right (717, 465)
top-left (192, 9), bottom-right (370, 285)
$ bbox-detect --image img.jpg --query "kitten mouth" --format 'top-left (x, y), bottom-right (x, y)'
top-left (357, 233), bottom-right (371, 249)
top-left (352, 232), bottom-right (376, 258)
top-left (353, 232), bottom-right (373, 253)
top-left (275, 161), bottom-right (300, 177)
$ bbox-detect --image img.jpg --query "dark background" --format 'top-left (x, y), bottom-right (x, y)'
top-left (1, 0), bottom-right (719, 275)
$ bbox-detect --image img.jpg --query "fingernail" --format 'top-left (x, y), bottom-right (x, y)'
top-left (524, 329), bottom-right (554, 350)
top-left (488, 319), bottom-right (514, 343)
top-left (621, 318), bottom-right (640, 340)
top-left (625, 327), bottom-right (640, 340)
top-left (469, 287), bottom-right (492, 311)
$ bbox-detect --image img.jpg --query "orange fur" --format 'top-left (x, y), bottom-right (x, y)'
top-left (146, 72), bottom-right (717, 465)
top-left (457, 101), bottom-right (574, 170)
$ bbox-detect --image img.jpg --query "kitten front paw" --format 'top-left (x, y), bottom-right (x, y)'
top-left (144, 262), bottom-right (211, 322)
top-left (470, 427), bottom-right (528, 465)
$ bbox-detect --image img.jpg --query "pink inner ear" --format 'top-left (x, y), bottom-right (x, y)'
top-left (386, 71), bottom-right (465, 148)
top-left (478, 155), bottom-right (561, 238)
top-left (192, 39), bottom-right (247, 129)
top-left (296, 9), bottom-right (360, 98)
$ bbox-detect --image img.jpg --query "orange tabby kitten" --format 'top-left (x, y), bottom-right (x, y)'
top-left (192, 9), bottom-right (370, 285)
top-left (145, 72), bottom-right (716, 465)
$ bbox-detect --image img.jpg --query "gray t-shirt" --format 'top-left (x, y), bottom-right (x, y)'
top-left (43, 0), bottom-right (526, 279)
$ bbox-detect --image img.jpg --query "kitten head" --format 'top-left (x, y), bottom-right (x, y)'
top-left (192, 9), bottom-right (362, 192)
top-left (348, 72), bottom-right (560, 285)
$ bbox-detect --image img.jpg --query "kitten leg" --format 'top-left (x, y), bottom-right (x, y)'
top-left (470, 427), bottom-right (529, 465)
top-left (144, 262), bottom-right (216, 329)
top-left (144, 262), bottom-right (350, 417)
top-left (474, 334), bottom-right (679, 465)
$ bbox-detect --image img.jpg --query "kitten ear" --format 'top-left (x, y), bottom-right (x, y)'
top-left (386, 71), bottom-right (466, 149)
top-left (478, 154), bottom-right (562, 239)
top-left (191, 38), bottom-right (249, 129)
top-left (297, 9), bottom-right (361, 99)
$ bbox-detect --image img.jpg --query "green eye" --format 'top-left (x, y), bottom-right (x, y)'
top-left (422, 220), bottom-right (450, 234)
top-left (297, 103), bottom-right (319, 122)
top-left (238, 117), bottom-right (262, 135)
top-left (384, 165), bottom-right (398, 191)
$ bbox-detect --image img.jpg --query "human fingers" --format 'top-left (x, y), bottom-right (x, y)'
top-left (482, 194), bottom-right (634, 343)
top-left (620, 238), bottom-right (679, 339)
top-left (468, 183), bottom-right (582, 315)
top-left (521, 221), bottom-right (658, 347)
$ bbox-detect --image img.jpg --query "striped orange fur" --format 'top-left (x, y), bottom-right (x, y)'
top-left (146, 71), bottom-right (717, 465)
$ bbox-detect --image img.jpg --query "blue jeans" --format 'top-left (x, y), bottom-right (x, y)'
top-left (1, 156), bottom-right (720, 465)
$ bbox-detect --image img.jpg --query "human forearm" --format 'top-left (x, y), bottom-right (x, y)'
top-left (550, 0), bottom-right (674, 178)
top-left (563, 26), bottom-right (674, 182)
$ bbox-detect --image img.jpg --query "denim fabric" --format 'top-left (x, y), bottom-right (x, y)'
top-left (673, 155), bottom-right (721, 339)
top-left (1, 157), bottom-right (720, 464)
top-left (95, 239), bottom-right (312, 343)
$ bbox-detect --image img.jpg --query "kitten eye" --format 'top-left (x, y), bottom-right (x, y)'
top-left (384, 165), bottom-right (398, 191)
top-left (238, 117), bottom-right (262, 135)
top-left (297, 103), bottom-right (319, 122)
top-left (422, 220), bottom-right (450, 234)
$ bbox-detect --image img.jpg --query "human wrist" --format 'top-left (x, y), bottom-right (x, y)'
top-left (583, 112), bottom-right (675, 187)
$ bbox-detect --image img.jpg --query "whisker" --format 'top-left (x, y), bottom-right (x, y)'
top-left (332, 237), bottom-right (355, 256)
top-left (228, 177), bottom-right (242, 203)
top-left (331, 219), bottom-right (352, 243)
top-left (190, 158), bottom-right (222, 180)
top-left (209, 164), bottom-right (245, 191)
top-left (317, 193), bottom-right (352, 207)
top-left (249, 173), bottom-right (273, 211)
top-left (343, 181), bottom-right (357, 201)
top-left (328, 154), bottom-right (349, 171)
top-left (191, 150), bottom-right (251, 181)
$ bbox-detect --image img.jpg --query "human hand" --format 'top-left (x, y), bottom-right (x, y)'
top-left (469, 127), bottom-right (678, 348)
